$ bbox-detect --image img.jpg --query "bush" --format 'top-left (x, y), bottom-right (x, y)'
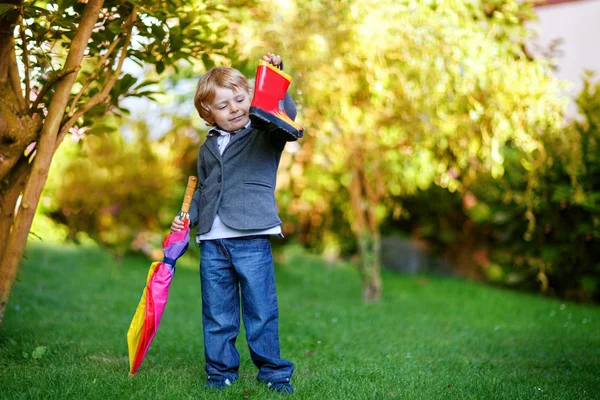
top-left (393, 75), bottom-right (600, 302)
top-left (44, 122), bottom-right (199, 255)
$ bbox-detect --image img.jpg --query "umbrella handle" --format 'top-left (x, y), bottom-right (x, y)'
top-left (180, 176), bottom-right (198, 217)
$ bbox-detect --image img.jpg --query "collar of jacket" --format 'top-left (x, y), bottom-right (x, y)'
top-left (205, 124), bottom-right (254, 161)
top-left (207, 120), bottom-right (252, 137)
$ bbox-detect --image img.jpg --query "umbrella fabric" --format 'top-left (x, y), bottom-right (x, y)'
top-left (127, 219), bottom-right (189, 375)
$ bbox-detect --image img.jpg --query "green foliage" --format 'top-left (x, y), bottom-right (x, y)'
top-left (245, 1), bottom-right (564, 251)
top-left (14, 0), bottom-right (232, 126)
top-left (491, 74), bottom-right (600, 300)
top-left (43, 121), bottom-right (199, 253)
top-left (29, 213), bottom-right (71, 244)
top-left (16, 0), bottom-right (260, 256)
top-left (230, 0), bottom-right (599, 301)
top-left (2, 243), bottom-right (599, 398)
top-left (394, 75), bottom-right (600, 301)
top-left (21, 0), bottom-right (595, 302)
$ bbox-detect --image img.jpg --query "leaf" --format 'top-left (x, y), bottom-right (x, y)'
top-left (119, 73), bottom-right (137, 93)
top-left (132, 90), bottom-right (159, 98)
top-left (467, 203), bottom-right (492, 224)
top-left (32, 346), bottom-right (48, 359)
top-left (107, 22), bottom-right (125, 35)
top-left (29, 231), bottom-right (43, 241)
top-left (22, 5), bottom-right (51, 18)
top-left (541, 246), bottom-right (558, 261)
top-left (201, 53), bottom-right (214, 70)
top-left (0, 3), bottom-right (18, 19)
top-left (150, 24), bottom-right (166, 42)
top-left (551, 185), bottom-right (571, 204)
top-left (156, 61), bottom-right (165, 74)
top-left (134, 80), bottom-right (160, 90)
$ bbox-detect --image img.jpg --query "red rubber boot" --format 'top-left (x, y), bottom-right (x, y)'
top-left (250, 60), bottom-right (304, 139)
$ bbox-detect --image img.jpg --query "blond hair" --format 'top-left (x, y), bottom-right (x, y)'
top-left (194, 66), bottom-right (251, 125)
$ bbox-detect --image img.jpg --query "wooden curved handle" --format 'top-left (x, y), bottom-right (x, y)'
top-left (181, 176), bottom-right (198, 213)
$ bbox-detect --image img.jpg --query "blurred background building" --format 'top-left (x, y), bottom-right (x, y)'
top-left (532, 0), bottom-right (600, 115)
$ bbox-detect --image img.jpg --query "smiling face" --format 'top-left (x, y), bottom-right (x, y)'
top-left (209, 86), bottom-right (251, 132)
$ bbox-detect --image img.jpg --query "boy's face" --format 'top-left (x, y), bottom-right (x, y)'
top-left (209, 86), bottom-right (251, 132)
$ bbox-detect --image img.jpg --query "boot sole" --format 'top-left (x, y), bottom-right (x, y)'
top-left (250, 107), bottom-right (303, 140)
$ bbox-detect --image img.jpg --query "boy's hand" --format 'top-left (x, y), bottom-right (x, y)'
top-left (262, 52), bottom-right (282, 69)
top-left (170, 215), bottom-right (185, 232)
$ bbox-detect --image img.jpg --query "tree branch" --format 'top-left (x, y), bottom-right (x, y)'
top-left (349, 166), bottom-right (367, 235)
top-left (29, 66), bottom-right (81, 114)
top-left (57, 9), bottom-right (137, 145)
top-left (8, 38), bottom-right (26, 112)
top-left (0, 0), bottom-right (23, 84)
top-left (361, 167), bottom-right (379, 232)
top-left (19, 17), bottom-right (30, 110)
top-left (67, 37), bottom-right (121, 117)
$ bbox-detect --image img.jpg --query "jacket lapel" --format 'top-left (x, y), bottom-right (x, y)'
top-left (223, 128), bottom-right (253, 158)
top-left (228, 127), bottom-right (252, 147)
top-left (205, 127), bottom-right (253, 162)
top-left (205, 135), bottom-right (221, 161)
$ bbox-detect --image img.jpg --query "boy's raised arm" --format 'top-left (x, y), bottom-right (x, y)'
top-left (283, 93), bottom-right (297, 122)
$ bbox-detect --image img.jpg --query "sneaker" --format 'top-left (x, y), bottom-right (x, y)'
top-left (205, 378), bottom-right (232, 390)
top-left (267, 381), bottom-right (294, 394)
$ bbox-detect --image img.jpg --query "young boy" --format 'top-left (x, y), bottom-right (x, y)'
top-left (170, 53), bottom-right (301, 394)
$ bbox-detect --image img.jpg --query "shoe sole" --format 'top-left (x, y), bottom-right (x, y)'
top-left (250, 107), bottom-right (303, 140)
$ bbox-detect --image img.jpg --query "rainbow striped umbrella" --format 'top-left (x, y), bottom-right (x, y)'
top-left (127, 177), bottom-right (197, 375)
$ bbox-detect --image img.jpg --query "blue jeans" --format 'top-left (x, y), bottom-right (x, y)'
top-left (199, 236), bottom-right (294, 384)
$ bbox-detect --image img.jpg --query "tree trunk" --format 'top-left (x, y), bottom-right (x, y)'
top-left (0, 159), bottom-right (30, 258)
top-left (348, 149), bottom-right (384, 302)
top-left (0, 0), bottom-right (105, 326)
top-left (357, 231), bottom-right (382, 302)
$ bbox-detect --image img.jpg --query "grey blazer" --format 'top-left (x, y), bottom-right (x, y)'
top-left (188, 95), bottom-right (301, 237)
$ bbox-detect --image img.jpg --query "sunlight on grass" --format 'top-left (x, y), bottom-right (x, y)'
top-left (1, 243), bottom-right (599, 399)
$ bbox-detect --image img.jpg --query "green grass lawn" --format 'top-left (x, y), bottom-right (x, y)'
top-left (1, 242), bottom-right (598, 399)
